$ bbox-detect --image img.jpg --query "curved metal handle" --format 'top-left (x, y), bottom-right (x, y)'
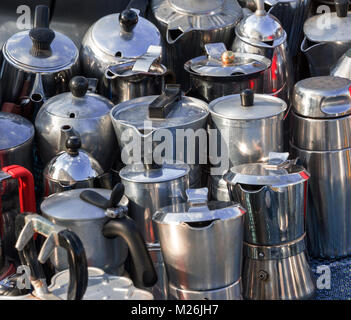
top-left (15, 214), bottom-right (88, 300)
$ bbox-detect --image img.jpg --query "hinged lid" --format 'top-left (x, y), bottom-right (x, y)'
top-left (151, 0), bottom-right (242, 43)
top-left (184, 43), bottom-right (270, 78)
top-left (224, 153), bottom-right (310, 188)
top-left (91, 9), bottom-right (161, 59)
top-left (3, 6), bottom-right (78, 72)
top-left (44, 136), bottom-right (104, 183)
top-left (153, 187), bottom-right (245, 225)
top-left (293, 76), bottom-right (351, 118)
top-left (111, 92), bottom-right (208, 130)
top-left (43, 76), bottom-right (114, 119)
top-left (303, 0), bottom-right (351, 43)
top-left (235, 0), bottom-right (286, 48)
top-left (0, 112), bottom-right (34, 150)
top-left (208, 90), bottom-right (287, 120)
top-left (119, 163), bottom-right (189, 184)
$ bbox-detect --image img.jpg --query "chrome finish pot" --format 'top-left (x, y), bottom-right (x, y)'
top-left (80, 8), bottom-right (161, 86)
top-left (153, 188), bottom-right (245, 298)
top-left (0, 6), bottom-right (79, 118)
top-left (290, 76), bottom-right (351, 258)
top-left (0, 112), bottom-right (34, 170)
top-left (110, 85), bottom-right (209, 187)
top-left (102, 46), bottom-right (168, 104)
top-left (232, 0), bottom-right (293, 102)
top-left (208, 90), bottom-right (287, 175)
top-left (43, 136), bottom-right (105, 196)
top-left (151, 0), bottom-right (243, 89)
top-left (184, 43), bottom-right (271, 102)
top-left (225, 153), bottom-right (315, 300)
top-left (302, 0), bottom-right (351, 76)
top-left (120, 162), bottom-right (190, 299)
top-left (35, 76), bottom-right (117, 170)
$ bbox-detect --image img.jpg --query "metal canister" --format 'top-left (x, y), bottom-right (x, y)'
top-left (290, 76), bottom-right (351, 258)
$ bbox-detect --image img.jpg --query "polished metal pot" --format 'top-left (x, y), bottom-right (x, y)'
top-left (80, 8), bottom-right (161, 88)
top-left (0, 5), bottom-right (79, 118)
top-left (232, 0), bottom-right (293, 102)
top-left (290, 76), bottom-right (351, 258)
top-left (184, 43), bottom-right (271, 102)
top-left (302, 0), bottom-right (351, 76)
top-left (151, 0), bottom-right (243, 89)
top-left (35, 76), bottom-right (117, 171)
top-left (43, 136), bottom-right (105, 196)
top-left (110, 85), bottom-right (209, 187)
top-left (153, 188), bottom-right (245, 299)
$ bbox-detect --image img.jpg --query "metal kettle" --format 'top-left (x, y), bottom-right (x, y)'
top-left (153, 187), bottom-right (246, 300)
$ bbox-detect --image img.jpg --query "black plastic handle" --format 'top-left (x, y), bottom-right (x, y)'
top-left (148, 84), bottom-right (181, 119)
top-left (102, 216), bottom-right (157, 288)
top-left (34, 5), bottom-right (50, 28)
top-left (119, 9), bottom-right (138, 32)
top-left (79, 183), bottom-right (125, 209)
top-left (69, 76), bottom-right (89, 98)
top-left (335, 0), bottom-right (349, 17)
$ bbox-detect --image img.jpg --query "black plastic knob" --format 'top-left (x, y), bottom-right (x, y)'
top-left (66, 136), bottom-right (81, 156)
top-left (119, 9), bottom-right (138, 32)
top-left (335, 0), bottom-right (349, 17)
top-left (69, 76), bottom-right (89, 98)
top-left (240, 89), bottom-right (254, 107)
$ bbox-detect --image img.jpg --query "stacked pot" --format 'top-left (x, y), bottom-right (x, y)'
top-left (224, 153), bottom-right (316, 300)
top-left (291, 76), bottom-right (351, 258)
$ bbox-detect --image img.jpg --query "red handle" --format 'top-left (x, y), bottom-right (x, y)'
top-left (2, 165), bottom-right (36, 213)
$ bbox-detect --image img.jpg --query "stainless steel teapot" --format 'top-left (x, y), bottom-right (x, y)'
top-left (0, 5), bottom-right (80, 119)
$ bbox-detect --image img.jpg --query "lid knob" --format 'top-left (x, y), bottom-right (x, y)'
top-left (119, 9), bottom-right (138, 33)
top-left (221, 51), bottom-right (235, 66)
top-left (29, 6), bottom-right (55, 56)
top-left (240, 89), bottom-right (254, 107)
top-left (335, 0), bottom-right (349, 17)
top-left (69, 76), bottom-right (89, 98)
top-left (66, 136), bottom-right (81, 156)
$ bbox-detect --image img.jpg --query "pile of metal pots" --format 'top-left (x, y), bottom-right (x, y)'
top-left (0, 0), bottom-right (351, 300)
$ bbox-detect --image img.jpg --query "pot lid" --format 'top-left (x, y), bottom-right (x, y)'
top-left (184, 43), bottom-right (271, 78)
top-left (153, 188), bottom-right (245, 225)
top-left (91, 9), bottom-right (161, 59)
top-left (0, 112), bottom-right (34, 150)
top-left (208, 89), bottom-right (287, 120)
top-left (303, 0), bottom-right (351, 43)
top-left (224, 153), bottom-right (310, 187)
top-left (3, 5), bottom-right (77, 72)
top-left (42, 77), bottom-right (114, 119)
top-left (44, 136), bottom-right (104, 183)
top-left (151, 0), bottom-right (242, 42)
top-left (111, 85), bottom-right (209, 130)
top-left (293, 76), bottom-right (351, 118)
top-left (49, 267), bottom-right (153, 300)
top-left (235, 0), bottom-right (286, 47)
top-left (119, 163), bottom-right (189, 184)
top-left (41, 188), bottom-right (128, 221)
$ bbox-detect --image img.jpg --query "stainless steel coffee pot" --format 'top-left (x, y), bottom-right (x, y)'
top-left (224, 153), bottom-right (316, 300)
top-left (43, 136), bottom-right (105, 196)
top-left (184, 43), bottom-right (271, 102)
top-left (151, 0), bottom-right (243, 89)
top-left (80, 8), bottom-right (161, 85)
top-left (302, 0), bottom-right (351, 76)
top-left (153, 187), bottom-right (245, 300)
top-left (207, 90), bottom-right (287, 175)
top-left (232, 0), bottom-right (293, 102)
top-left (119, 162), bottom-right (190, 299)
top-left (101, 45), bottom-right (169, 104)
top-left (110, 84), bottom-right (209, 187)
top-left (35, 76), bottom-right (117, 171)
top-left (0, 6), bottom-right (79, 117)
top-left (290, 76), bottom-right (351, 258)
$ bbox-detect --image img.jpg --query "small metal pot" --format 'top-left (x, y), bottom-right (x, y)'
top-left (184, 43), bottom-right (271, 102)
